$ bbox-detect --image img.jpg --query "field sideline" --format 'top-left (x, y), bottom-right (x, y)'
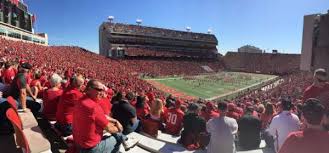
top-left (145, 72), bottom-right (277, 100)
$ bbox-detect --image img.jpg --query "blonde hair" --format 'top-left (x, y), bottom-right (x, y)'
top-left (150, 99), bottom-right (163, 117)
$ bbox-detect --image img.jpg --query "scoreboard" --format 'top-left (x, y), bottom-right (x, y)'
top-left (0, 0), bottom-right (32, 32)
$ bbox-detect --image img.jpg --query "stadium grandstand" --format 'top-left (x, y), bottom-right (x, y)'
top-left (99, 21), bottom-right (219, 59)
top-left (0, 1), bottom-right (328, 153)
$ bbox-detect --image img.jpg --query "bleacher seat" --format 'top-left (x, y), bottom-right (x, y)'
top-left (17, 109), bottom-right (51, 153)
top-left (18, 110), bottom-right (38, 129)
top-left (129, 132), bottom-right (206, 153)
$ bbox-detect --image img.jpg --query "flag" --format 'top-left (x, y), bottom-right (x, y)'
top-left (32, 14), bottom-right (36, 24)
top-left (11, 0), bottom-right (19, 6)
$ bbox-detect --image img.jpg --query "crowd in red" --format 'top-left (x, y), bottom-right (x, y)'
top-left (223, 52), bottom-right (300, 74)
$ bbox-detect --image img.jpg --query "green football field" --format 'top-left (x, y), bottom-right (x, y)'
top-left (146, 72), bottom-right (277, 100)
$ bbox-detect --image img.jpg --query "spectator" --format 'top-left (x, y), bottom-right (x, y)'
top-left (2, 61), bottom-right (16, 85)
top-left (267, 98), bottom-right (300, 152)
top-left (303, 68), bottom-right (329, 105)
top-left (206, 102), bottom-right (238, 153)
top-left (6, 62), bottom-right (40, 113)
top-left (238, 106), bottom-right (261, 150)
top-left (181, 103), bottom-right (208, 150)
top-left (278, 98), bottom-right (329, 153)
top-left (73, 79), bottom-right (124, 153)
top-left (227, 103), bottom-right (240, 120)
top-left (55, 75), bottom-right (84, 136)
top-left (201, 102), bottom-right (219, 121)
top-left (260, 103), bottom-right (276, 129)
top-left (163, 99), bottom-right (184, 136)
top-left (141, 98), bottom-right (164, 137)
top-left (42, 73), bottom-right (63, 120)
top-left (135, 95), bottom-right (150, 119)
top-left (30, 70), bottom-right (43, 98)
top-left (303, 68), bottom-right (329, 131)
top-left (111, 92), bottom-right (140, 135)
top-left (98, 85), bottom-right (112, 116)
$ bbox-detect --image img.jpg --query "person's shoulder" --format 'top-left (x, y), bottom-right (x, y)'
top-left (287, 131), bottom-right (304, 140)
top-left (225, 116), bottom-right (237, 123)
top-left (176, 109), bottom-right (185, 116)
top-left (79, 97), bottom-right (96, 109)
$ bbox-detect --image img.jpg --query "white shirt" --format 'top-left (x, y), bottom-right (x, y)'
top-left (207, 116), bottom-right (238, 153)
top-left (267, 111), bottom-right (300, 152)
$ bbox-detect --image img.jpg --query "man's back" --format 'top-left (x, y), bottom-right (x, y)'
top-left (278, 129), bottom-right (329, 153)
top-left (207, 116), bottom-right (238, 153)
top-left (111, 100), bottom-right (136, 134)
top-left (56, 87), bottom-right (83, 124)
top-left (164, 108), bottom-right (184, 135)
top-left (238, 114), bottom-right (261, 150)
top-left (268, 111), bottom-right (300, 151)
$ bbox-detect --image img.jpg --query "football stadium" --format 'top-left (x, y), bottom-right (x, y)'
top-left (0, 0), bottom-right (329, 153)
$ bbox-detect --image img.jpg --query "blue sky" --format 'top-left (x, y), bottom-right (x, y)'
top-left (26, 0), bottom-right (329, 55)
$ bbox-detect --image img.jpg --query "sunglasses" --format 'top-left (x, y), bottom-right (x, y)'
top-left (92, 86), bottom-right (104, 92)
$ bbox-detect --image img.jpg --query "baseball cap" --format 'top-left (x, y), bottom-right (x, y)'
top-left (188, 103), bottom-right (200, 111)
top-left (314, 68), bottom-right (327, 81)
top-left (20, 62), bottom-right (32, 69)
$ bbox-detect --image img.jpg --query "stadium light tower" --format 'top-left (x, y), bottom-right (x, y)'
top-left (108, 16), bottom-right (114, 23)
top-left (136, 19), bottom-right (142, 25)
top-left (207, 28), bottom-right (212, 34)
top-left (186, 26), bottom-right (191, 32)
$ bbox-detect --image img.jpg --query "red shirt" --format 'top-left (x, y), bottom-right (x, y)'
top-left (2, 68), bottom-right (16, 84)
top-left (136, 102), bottom-right (150, 118)
top-left (303, 83), bottom-right (329, 109)
top-left (42, 89), bottom-right (63, 120)
top-left (141, 114), bottom-right (162, 137)
top-left (201, 110), bottom-right (219, 121)
top-left (98, 98), bottom-right (112, 115)
top-left (73, 96), bottom-right (109, 149)
top-left (164, 108), bottom-right (184, 135)
top-left (56, 88), bottom-right (83, 124)
top-left (278, 129), bottom-right (329, 153)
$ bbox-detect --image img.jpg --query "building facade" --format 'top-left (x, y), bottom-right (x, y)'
top-left (301, 11), bottom-right (329, 71)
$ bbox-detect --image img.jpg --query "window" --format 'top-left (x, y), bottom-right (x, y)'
top-left (22, 35), bottom-right (32, 41)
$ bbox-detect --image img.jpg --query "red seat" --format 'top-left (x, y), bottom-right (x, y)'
top-left (6, 108), bottom-right (30, 153)
top-left (7, 96), bottom-right (17, 110)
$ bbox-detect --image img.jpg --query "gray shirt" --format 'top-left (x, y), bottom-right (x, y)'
top-left (206, 116), bottom-right (238, 153)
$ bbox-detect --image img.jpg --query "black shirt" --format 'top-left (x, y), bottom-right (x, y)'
top-left (7, 73), bottom-right (27, 99)
top-left (183, 113), bottom-right (206, 134)
top-left (238, 113), bottom-right (261, 150)
top-left (111, 100), bottom-right (137, 135)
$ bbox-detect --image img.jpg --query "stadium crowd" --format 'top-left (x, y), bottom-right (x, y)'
top-left (0, 37), bottom-right (328, 153)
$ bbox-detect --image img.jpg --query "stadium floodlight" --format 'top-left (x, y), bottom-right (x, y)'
top-left (186, 26), bottom-right (191, 32)
top-left (207, 28), bottom-right (212, 34)
top-left (136, 19), bottom-right (142, 25)
top-left (108, 16), bottom-right (114, 22)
